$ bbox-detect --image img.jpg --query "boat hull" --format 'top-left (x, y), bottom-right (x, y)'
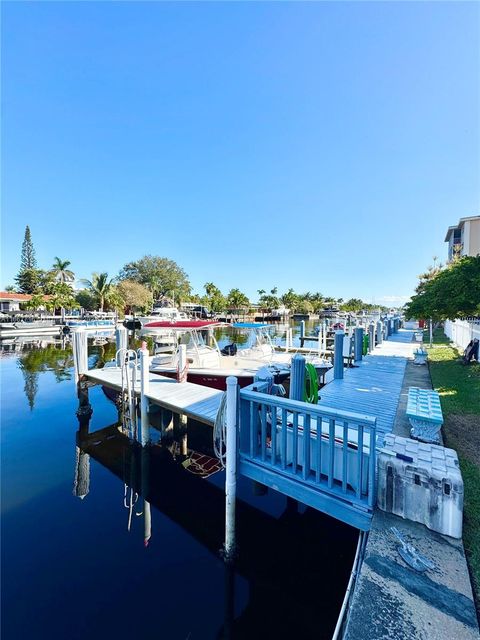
top-left (151, 368), bottom-right (290, 391)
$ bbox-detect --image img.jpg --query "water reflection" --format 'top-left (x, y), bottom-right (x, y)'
top-left (73, 403), bottom-right (357, 639)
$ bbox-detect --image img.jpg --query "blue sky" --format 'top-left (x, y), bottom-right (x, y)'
top-left (2, 1), bottom-right (479, 306)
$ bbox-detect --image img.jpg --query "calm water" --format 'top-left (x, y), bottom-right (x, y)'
top-left (1, 325), bottom-right (357, 639)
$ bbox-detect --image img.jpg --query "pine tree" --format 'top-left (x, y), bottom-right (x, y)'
top-left (20, 226), bottom-right (37, 271)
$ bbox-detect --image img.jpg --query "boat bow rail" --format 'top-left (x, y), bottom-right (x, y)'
top-left (237, 386), bottom-right (377, 530)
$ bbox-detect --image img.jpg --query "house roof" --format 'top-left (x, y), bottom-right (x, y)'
top-left (0, 292), bottom-right (53, 302)
top-left (0, 292), bottom-right (34, 301)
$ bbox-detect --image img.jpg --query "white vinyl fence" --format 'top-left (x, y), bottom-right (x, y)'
top-left (444, 319), bottom-right (480, 350)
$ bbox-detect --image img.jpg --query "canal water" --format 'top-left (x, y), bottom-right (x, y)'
top-left (1, 325), bottom-right (357, 640)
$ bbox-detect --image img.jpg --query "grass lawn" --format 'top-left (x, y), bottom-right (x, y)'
top-left (426, 328), bottom-right (480, 615)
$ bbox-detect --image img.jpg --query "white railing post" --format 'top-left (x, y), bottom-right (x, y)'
top-left (225, 376), bottom-right (238, 561)
top-left (139, 344), bottom-right (150, 446)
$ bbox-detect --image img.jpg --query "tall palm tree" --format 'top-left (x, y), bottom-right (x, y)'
top-left (51, 257), bottom-right (75, 283)
top-left (81, 272), bottom-right (115, 311)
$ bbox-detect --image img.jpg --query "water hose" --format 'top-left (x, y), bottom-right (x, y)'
top-left (303, 362), bottom-right (319, 404)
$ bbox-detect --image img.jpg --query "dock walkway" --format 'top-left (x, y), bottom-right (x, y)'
top-left (85, 368), bottom-right (223, 426)
top-left (319, 330), bottom-right (416, 435)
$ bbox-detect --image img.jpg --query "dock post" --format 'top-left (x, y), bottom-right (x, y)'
top-left (289, 354), bottom-right (306, 400)
top-left (334, 331), bottom-right (344, 379)
top-left (116, 326), bottom-right (128, 354)
top-left (72, 330), bottom-right (89, 385)
top-left (354, 327), bottom-right (363, 362)
top-left (376, 321), bottom-right (383, 345)
top-left (73, 444), bottom-right (90, 500)
top-left (368, 324), bottom-right (375, 353)
top-left (178, 344), bottom-right (188, 383)
top-left (224, 376), bottom-right (238, 561)
top-left (322, 322), bottom-right (327, 353)
top-left (299, 320), bottom-right (305, 347)
top-left (139, 344), bottom-right (150, 447)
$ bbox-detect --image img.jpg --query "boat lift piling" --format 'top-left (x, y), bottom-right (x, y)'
top-left (139, 344), bottom-right (151, 447)
top-left (368, 324), bottom-right (375, 353)
top-left (115, 326), bottom-right (128, 354)
top-left (72, 330), bottom-right (89, 385)
top-left (354, 327), bottom-right (364, 363)
top-left (334, 331), bottom-right (345, 379)
top-left (290, 354), bottom-right (306, 401)
top-left (177, 344), bottom-right (188, 454)
top-left (224, 376), bottom-right (238, 562)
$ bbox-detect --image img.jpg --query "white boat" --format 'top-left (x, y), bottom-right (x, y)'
top-left (230, 322), bottom-right (333, 377)
top-left (0, 321), bottom-right (61, 338)
top-left (66, 318), bottom-right (116, 332)
top-left (147, 320), bottom-right (291, 390)
top-left (125, 306), bottom-right (189, 331)
top-left (147, 320), bottom-right (332, 391)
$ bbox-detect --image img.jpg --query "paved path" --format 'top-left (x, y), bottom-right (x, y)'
top-left (344, 340), bottom-right (479, 640)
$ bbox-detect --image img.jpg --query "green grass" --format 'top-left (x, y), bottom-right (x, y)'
top-left (426, 329), bottom-right (480, 614)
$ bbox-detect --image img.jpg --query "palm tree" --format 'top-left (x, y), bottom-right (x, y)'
top-left (81, 272), bottom-right (115, 311)
top-left (51, 257), bottom-right (75, 283)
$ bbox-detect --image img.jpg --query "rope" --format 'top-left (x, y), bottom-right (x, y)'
top-left (213, 392), bottom-right (228, 468)
top-left (176, 358), bottom-right (189, 383)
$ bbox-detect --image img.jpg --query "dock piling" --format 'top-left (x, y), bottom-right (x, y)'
top-left (334, 331), bottom-right (344, 379)
top-left (354, 327), bottom-right (364, 362)
top-left (115, 326), bottom-right (128, 354)
top-left (72, 330), bottom-right (88, 385)
top-left (376, 321), bottom-right (383, 345)
top-left (289, 354), bottom-right (306, 400)
top-left (139, 344), bottom-right (150, 446)
top-left (178, 344), bottom-right (187, 383)
top-left (224, 376), bottom-right (238, 561)
top-left (368, 324), bottom-right (375, 353)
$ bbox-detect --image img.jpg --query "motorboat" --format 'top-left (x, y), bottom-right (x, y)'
top-left (146, 320), bottom-right (290, 390)
top-left (65, 316), bottom-right (116, 332)
top-left (0, 320), bottom-right (62, 338)
top-left (124, 306), bottom-right (189, 331)
top-left (230, 323), bottom-right (333, 379)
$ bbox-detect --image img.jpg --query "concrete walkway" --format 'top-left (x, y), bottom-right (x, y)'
top-left (343, 335), bottom-right (479, 639)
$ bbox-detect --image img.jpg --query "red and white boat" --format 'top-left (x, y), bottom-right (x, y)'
top-left (145, 320), bottom-right (290, 390)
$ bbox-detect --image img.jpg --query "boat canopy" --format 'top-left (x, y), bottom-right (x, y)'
top-left (232, 322), bottom-right (271, 329)
top-left (143, 320), bottom-right (226, 330)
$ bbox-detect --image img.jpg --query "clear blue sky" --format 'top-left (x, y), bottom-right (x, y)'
top-left (2, 1), bottom-right (479, 306)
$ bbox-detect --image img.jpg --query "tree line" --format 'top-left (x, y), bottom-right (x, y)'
top-left (6, 226), bottom-right (388, 315)
top-left (405, 254), bottom-right (480, 321)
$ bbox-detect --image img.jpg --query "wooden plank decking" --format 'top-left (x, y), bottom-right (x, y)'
top-left (319, 330), bottom-right (415, 435)
top-left (85, 368), bottom-right (223, 426)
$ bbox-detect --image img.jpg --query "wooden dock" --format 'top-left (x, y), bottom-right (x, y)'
top-left (77, 321), bottom-right (410, 533)
top-left (319, 331), bottom-right (415, 434)
top-left (85, 368), bottom-right (223, 426)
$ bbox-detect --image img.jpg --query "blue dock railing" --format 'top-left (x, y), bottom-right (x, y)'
top-left (237, 384), bottom-right (377, 531)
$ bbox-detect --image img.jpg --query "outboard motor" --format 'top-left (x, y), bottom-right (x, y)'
top-left (221, 342), bottom-right (237, 356)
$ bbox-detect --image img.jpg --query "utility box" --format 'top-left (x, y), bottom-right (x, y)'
top-left (377, 434), bottom-right (463, 539)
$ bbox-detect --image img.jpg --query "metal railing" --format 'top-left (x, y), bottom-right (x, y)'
top-left (238, 387), bottom-right (377, 512)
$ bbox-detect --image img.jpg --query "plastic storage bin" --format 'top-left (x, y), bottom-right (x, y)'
top-left (377, 434), bottom-right (463, 538)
